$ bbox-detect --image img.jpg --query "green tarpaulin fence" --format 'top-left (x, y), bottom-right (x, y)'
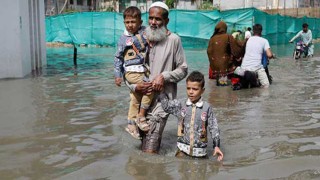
top-left (46, 8), bottom-right (320, 48)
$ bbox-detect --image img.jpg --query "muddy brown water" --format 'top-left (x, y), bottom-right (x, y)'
top-left (0, 45), bottom-right (320, 179)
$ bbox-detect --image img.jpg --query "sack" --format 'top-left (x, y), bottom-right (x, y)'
top-left (234, 66), bottom-right (245, 76)
top-left (261, 51), bottom-right (268, 68)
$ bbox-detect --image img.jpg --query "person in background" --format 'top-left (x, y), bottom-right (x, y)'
top-left (245, 27), bottom-right (252, 39)
top-left (232, 30), bottom-right (242, 40)
top-left (126, 1), bottom-right (188, 154)
top-left (114, 6), bottom-right (152, 139)
top-left (235, 24), bottom-right (273, 89)
top-left (289, 23), bottom-right (313, 57)
top-left (159, 71), bottom-right (223, 161)
top-left (207, 21), bottom-right (245, 86)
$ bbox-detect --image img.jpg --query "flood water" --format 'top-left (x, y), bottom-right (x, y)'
top-left (1, 44), bottom-right (320, 179)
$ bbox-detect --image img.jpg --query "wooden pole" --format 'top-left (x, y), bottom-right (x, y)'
top-left (54, 0), bottom-right (59, 14)
top-left (284, 0), bottom-right (286, 16)
top-left (73, 45), bottom-right (77, 67)
top-left (297, 0), bottom-right (299, 17)
top-left (266, 0), bottom-right (268, 9)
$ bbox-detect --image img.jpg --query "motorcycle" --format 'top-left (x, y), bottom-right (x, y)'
top-left (292, 41), bottom-right (307, 59)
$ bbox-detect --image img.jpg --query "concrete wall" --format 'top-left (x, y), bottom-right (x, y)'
top-left (219, 0), bottom-right (298, 10)
top-left (264, 7), bottom-right (320, 18)
top-left (0, 0), bottom-right (46, 79)
top-left (176, 0), bottom-right (198, 10)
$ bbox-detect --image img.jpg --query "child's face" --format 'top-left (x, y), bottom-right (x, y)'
top-left (124, 16), bottom-right (142, 35)
top-left (186, 81), bottom-right (204, 104)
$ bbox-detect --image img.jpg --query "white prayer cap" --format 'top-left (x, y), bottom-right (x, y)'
top-left (149, 1), bottom-right (169, 12)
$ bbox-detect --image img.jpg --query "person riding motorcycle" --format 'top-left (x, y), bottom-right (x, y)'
top-left (289, 23), bottom-right (313, 58)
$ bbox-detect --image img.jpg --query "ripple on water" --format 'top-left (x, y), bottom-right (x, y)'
top-left (2, 47), bottom-right (320, 179)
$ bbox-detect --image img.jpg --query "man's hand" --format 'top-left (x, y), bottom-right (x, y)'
top-left (152, 74), bottom-right (164, 91)
top-left (212, 147), bottom-right (224, 161)
top-left (115, 77), bottom-right (122, 86)
top-left (135, 81), bottom-right (153, 95)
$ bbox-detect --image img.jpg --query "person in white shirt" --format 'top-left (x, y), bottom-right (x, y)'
top-left (232, 30), bottom-right (242, 40)
top-left (289, 23), bottom-right (313, 57)
top-left (245, 27), bottom-right (252, 40)
top-left (238, 24), bottom-right (273, 88)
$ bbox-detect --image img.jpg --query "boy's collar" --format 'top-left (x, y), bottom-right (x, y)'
top-left (124, 26), bottom-right (143, 36)
top-left (124, 29), bottom-right (132, 36)
top-left (186, 98), bottom-right (203, 107)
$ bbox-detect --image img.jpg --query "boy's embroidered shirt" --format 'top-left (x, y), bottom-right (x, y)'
top-left (114, 26), bottom-right (148, 78)
top-left (160, 95), bottom-right (220, 156)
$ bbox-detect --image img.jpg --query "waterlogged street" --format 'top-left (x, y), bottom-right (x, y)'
top-left (0, 45), bottom-right (320, 179)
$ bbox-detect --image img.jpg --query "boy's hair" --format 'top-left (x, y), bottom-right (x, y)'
top-left (123, 6), bottom-right (141, 19)
top-left (253, 24), bottom-right (262, 36)
top-left (302, 23), bottom-right (308, 28)
top-left (186, 71), bottom-right (205, 88)
top-left (247, 27), bottom-right (252, 31)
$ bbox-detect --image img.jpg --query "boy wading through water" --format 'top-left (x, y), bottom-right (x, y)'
top-left (159, 71), bottom-right (224, 160)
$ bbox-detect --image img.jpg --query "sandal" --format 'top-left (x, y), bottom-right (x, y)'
top-left (135, 117), bottom-right (150, 132)
top-left (125, 125), bottom-right (141, 140)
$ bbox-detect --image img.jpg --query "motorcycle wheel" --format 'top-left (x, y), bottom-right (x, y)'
top-left (294, 50), bottom-right (300, 59)
top-left (293, 50), bottom-right (298, 59)
top-left (296, 51), bottom-right (301, 59)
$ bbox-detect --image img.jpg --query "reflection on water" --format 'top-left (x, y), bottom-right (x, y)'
top-left (0, 45), bottom-right (320, 179)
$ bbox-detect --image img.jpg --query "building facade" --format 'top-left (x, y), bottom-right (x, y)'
top-left (0, 0), bottom-right (46, 79)
top-left (45, 0), bottom-right (204, 14)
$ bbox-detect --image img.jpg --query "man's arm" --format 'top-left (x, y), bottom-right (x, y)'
top-left (289, 30), bottom-right (302, 43)
top-left (264, 40), bottom-right (273, 59)
top-left (265, 48), bottom-right (273, 59)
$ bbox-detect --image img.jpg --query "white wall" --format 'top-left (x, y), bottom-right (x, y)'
top-left (0, 1), bottom-right (24, 78)
top-left (219, 0), bottom-right (295, 10)
top-left (0, 0), bottom-right (46, 79)
top-left (176, 0), bottom-right (198, 10)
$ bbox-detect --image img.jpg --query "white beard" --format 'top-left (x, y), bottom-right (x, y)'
top-left (145, 26), bottom-right (167, 42)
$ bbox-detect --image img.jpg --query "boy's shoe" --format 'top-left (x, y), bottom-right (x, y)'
top-left (136, 117), bottom-right (150, 132)
top-left (125, 125), bottom-right (141, 140)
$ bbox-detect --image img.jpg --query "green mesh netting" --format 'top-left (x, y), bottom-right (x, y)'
top-left (46, 8), bottom-right (320, 48)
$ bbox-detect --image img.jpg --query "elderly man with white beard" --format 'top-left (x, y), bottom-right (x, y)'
top-left (126, 1), bottom-right (188, 154)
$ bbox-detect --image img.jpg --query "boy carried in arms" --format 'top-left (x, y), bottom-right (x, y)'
top-left (114, 6), bottom-right (152, 139)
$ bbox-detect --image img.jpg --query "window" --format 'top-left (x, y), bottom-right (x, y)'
top-left (70, 0), bottom-right (74, 4)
